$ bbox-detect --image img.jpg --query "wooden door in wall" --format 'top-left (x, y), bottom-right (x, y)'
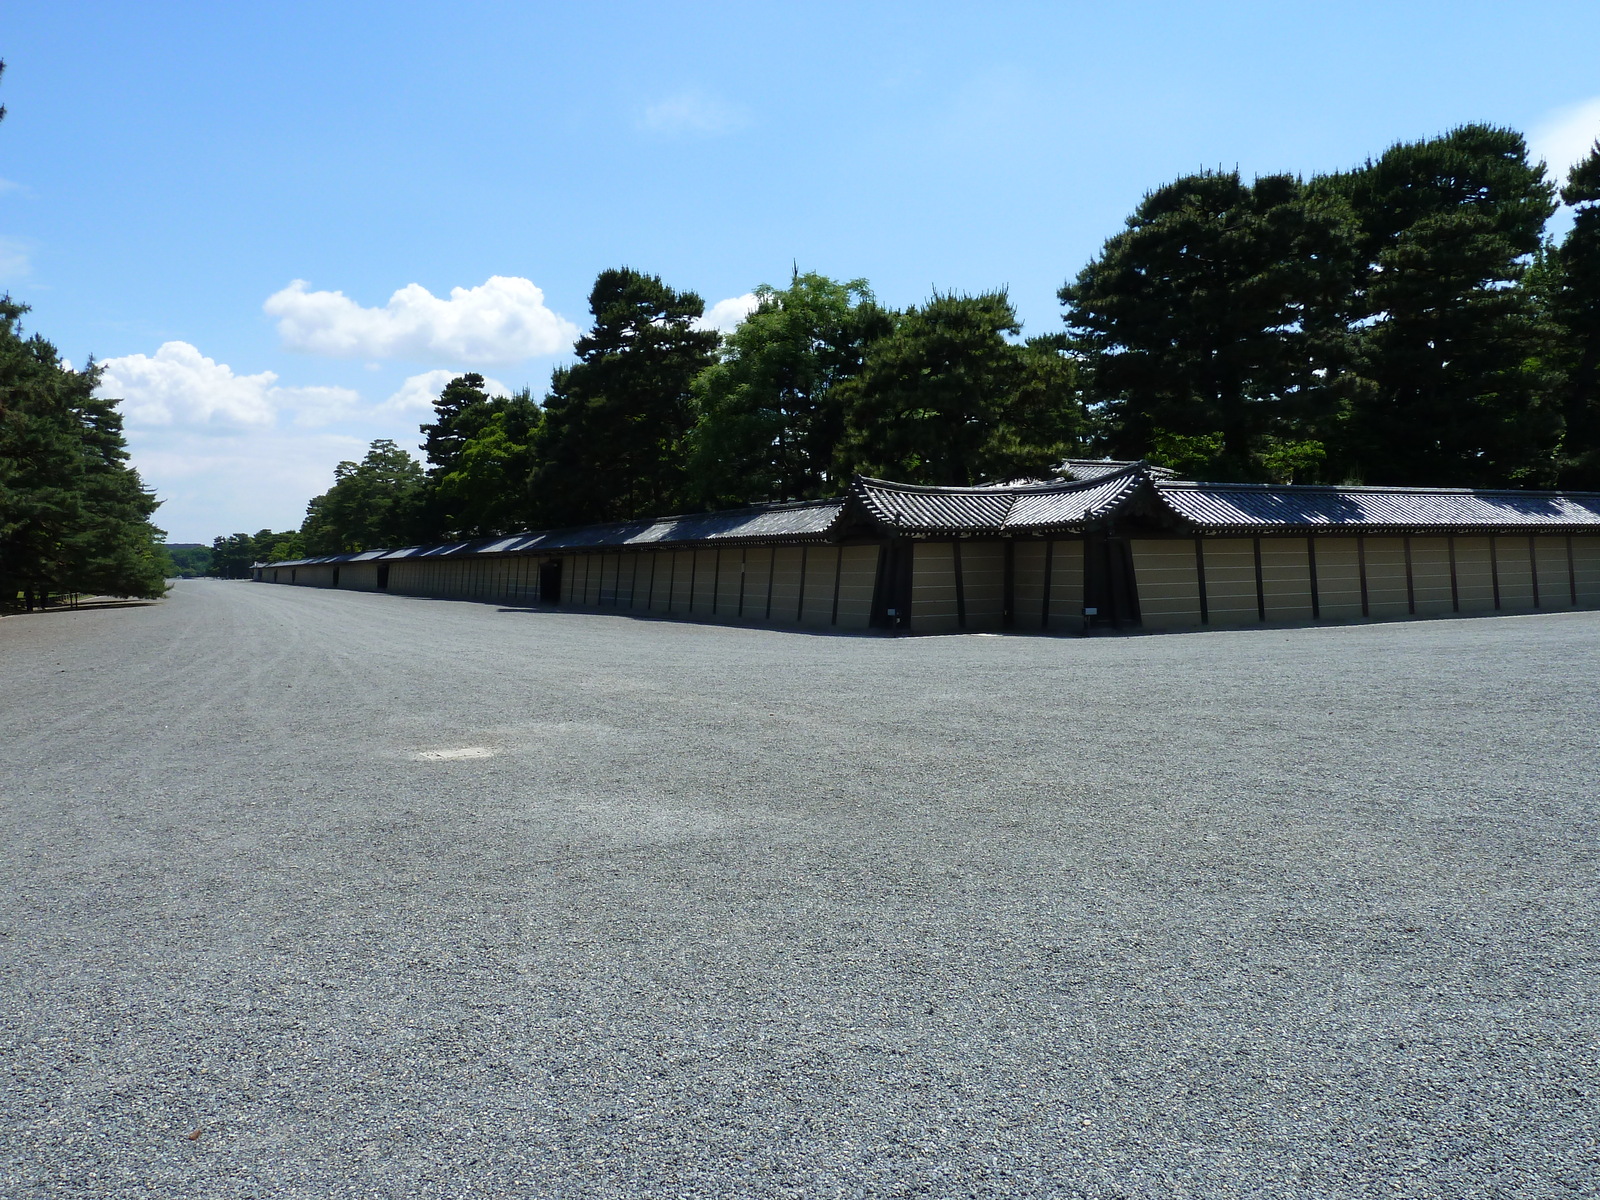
top-left (539, 560), bottom-right (563, 604)
top-left (869, 542), bottom-right (912, 630)
top-left (1083, 535), bottom-right (1142, 628)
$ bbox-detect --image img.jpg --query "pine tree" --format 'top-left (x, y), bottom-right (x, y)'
top-left (0, 299), bottom-right (167, 607)
top-left (836, 291), bottom-right (1080, 486)
top-left (435, 389), bottom-right (542, 536)
top-left (1550, 142), bottom-right (1600, 488)
top-left (684, 272), bottom-right (890, 507)
top-left (208, 532), bottom-right (264, 578)
top-left (530, 269), bottom-right (718, 525)
top-left (1062, 170), bottom-right (1357, 481)
top-left (420, 375), bottom-right (542, 537)
top-left (1320, 125), bottom-right (1561, 486)
top-left (299, 439), bottom-right (429, 555)
top-left (421, 374), bottom-right (494, 480)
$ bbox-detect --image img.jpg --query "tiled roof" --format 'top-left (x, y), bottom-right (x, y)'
top-left (524, 501), bottom-right (845, 549)
top-left (257, 466), bottom-right (1600, 567)
top-left (1061, 458), bottom-right (1176, 482)
top-left (1154, 481), bottom-right (1600, 532)
top-left (260, 500), bottom-right (845, 567)
top-left (851, 467), bottom-right (1147, 534)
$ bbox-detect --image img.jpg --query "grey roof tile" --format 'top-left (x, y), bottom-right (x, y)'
top-left (257, 467), bottom-right (1600, 567)
top-left (852, 467), bottom-right (1145, 534)
top-left (1155, 481), bottom-right (1600, 532)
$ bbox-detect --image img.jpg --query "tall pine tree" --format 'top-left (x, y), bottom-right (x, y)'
top-left (420, 374), bottom-right (542, 537)
top-left (1062, 170), bottom-right (1357, 481)
top-left (530, 269), bottom-right (717, 525)
top-left (1319, 125), bottom-right (1561, 486)
top-left (0, 299), bottom-right (168, 607)
top-left (1549, 142), bottom-right (1600, 488)
top-left (435, 389), bottom-right (543, 536)
top-left (299, 439), bottom-right (430, 555)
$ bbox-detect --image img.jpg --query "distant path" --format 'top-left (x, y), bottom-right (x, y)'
top-left (3, 581), bottom-right (1597, 1197)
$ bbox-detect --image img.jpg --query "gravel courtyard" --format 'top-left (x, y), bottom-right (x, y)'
top-left (2, 580), bottom-right (1596, 1198)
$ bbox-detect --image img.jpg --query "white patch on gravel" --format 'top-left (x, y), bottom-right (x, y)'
top-left (411, 747), bottom-right (495, 761)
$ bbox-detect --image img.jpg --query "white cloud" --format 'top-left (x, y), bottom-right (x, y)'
top-left (1529, 97), bottom-right (1600, 184)
top-left (379, 369), bottom-right (513, 415)
top-left (264, 276), bottom-right (579, 364)
top-left (99, 342), bottom-right (279, 426)
top-left (0, 178), bottom-right (22, 195)
top-left (694, 292), bottom-right (760, 334)
top-left (97, 341), bottom-right (361, 429)
top-left (641, 90), bottom-right (750, 137)
top-left (124, 427), bottom-right (371, 542)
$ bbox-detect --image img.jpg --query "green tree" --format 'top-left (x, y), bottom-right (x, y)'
top-left (836, 291), bottom-right (1081, 486)
top-left (207, 530), bottom-right (301, 575)
top-left (685, 272), bottom-right (890, 506)
top-left (530, 268), bottom-right (719, 525)
top-left (421, 373), bottom-right (496, 479)
top-left (257, 529), bottom-right (304, 562)
top-left (1319, 124), bottom-right (1561, 486)
top-left (1006, 334), bottom-right (1089, 472)
top-left (208, 531), bottom-right (263, 578)
top-left (1062, 170), bottom-right (1357, 481)
top-left (435, 389), bottom-right (543, 536)
top-left (420, 372), bottom-right (494, 537)
top-left (0, 299), bottom-right (168, 607)
top-left (299, 439), bottom-right (428, 555)
top-left (1547, 142), bottom-right (1600, 488)
top-left (161, 543), bottom-right (213, 577)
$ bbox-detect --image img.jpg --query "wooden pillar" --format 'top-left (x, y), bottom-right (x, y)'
top-left (952, 540), bottom-right (967, 630)
top-left (1357, 536), bottom-right (1369, 618)
top-left (1252, 537), bottom-right (1266, 622)
top-left (1002, 540), bottom-right (1016, 630)
top-left (1307, 536), bottom-right (1321, 620)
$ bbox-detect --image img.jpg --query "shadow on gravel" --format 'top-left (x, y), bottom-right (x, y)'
top-left (487, 602), bottom-right (892, 637)
top-left (289, 584), bottom-right (1596, 642)
top-left (1, 599), bottom-right (161, 618)
top-left (353, 591), bottom-right (884, 637)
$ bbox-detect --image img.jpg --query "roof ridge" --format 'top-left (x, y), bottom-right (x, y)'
top-left (1157, 479), bottom-right (1600, 499)
top-left (853, 462), bottom-right (1148, 498)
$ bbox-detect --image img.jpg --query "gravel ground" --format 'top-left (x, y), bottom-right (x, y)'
top-left (2, 580), bottom-right (1597, 1198)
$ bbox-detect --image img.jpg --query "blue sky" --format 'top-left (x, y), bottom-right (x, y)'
top-left (5, 2), bottom-right (1600, 542)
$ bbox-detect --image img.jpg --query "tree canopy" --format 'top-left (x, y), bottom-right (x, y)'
top-left (204, 530), bottom-right (303, 578)
top-left (1549, 141), bottom-right (1600, 488)
top-left (299, 439), bottom-right (429, 555)
top-left (529, 268), bottom-right (719, 526)
top-left (0, 299), bottom-right (168, 608)
top-left (422, 374), bottom-right (543, 538)
top-left (1063, 171), bottom-right (1355, 482)
top-left (685, 272), bottom-right (888, 507)
top-left (1319, 124), bottom-right (1561, 486)
top-left (838, 291), bottom-right (1082, 486)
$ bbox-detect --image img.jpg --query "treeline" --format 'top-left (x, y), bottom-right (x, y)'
top-left (162, 544), bottom-right (213, 577)
top-left (0, 298), bottom-right (170, 609)
top-left (255, 123), bottom-right (1600, 558)
top-left (0, 64), bottom-right (170, 611)
top-left (1072, 124), bottom-right (1599, 488)
top-left (257, 271), bottom-right (1082, 559)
